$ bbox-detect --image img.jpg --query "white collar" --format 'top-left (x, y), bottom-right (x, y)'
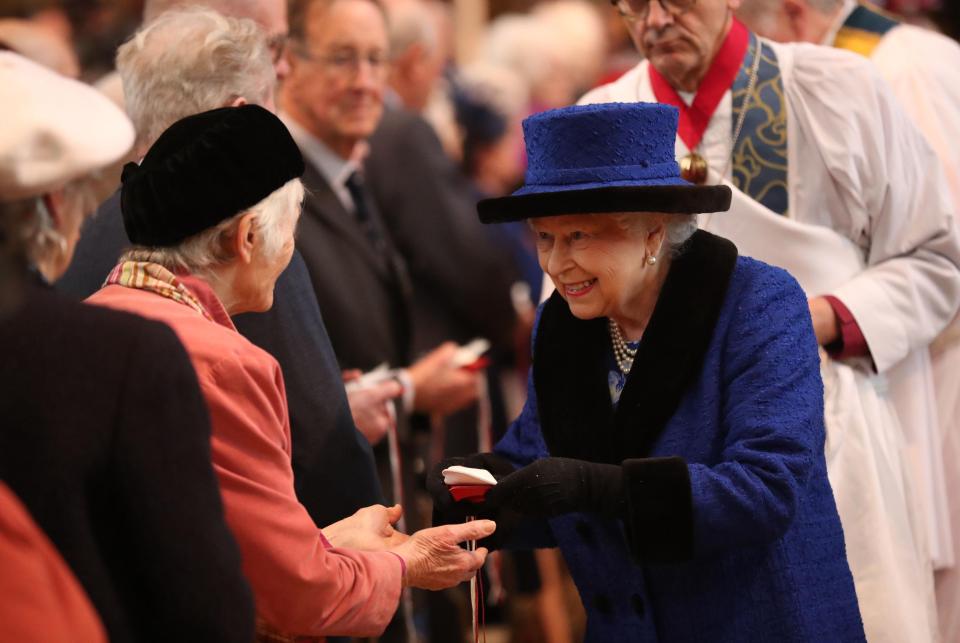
top-left (280, 113), bottom-right (358, 189)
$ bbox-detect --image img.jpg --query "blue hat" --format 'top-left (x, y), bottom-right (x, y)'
top-left (477, 102), bottom-right (731, 223)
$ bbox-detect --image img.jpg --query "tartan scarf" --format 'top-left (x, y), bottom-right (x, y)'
top-left (104, 261), bottom-right (214, 322)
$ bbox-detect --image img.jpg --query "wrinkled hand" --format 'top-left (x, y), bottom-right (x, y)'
top-left (323, 504), bottom-right (408, 551)
top-left (808, 297), bottom-right (840, 347)
top-left (485, 457), bottom-right (624, 517)
top-left (409, 343), bottom-right (480, 416)
top-left (391, 520), bottom-right (495, 590)
top-left (343, 370), bottom-right (403, 446)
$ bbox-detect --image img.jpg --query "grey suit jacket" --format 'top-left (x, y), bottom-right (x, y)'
top-left (295, 159), bottom-right (413, 372)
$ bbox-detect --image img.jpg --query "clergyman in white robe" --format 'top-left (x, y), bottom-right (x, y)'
top-left (821, 2), bottom-right (960, 637)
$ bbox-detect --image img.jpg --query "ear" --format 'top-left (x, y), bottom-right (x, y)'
top-left (645, 219), bottom-right (668, 256)
top-left (230, 96), bottom-right (249, 108)
top-left (784, 0), bottom-right (806, 35)
top-left (232, 212), bottom-right (259, 265)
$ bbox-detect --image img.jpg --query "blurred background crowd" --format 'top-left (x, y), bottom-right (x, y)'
top-left (0, 0), bottom-right (955, 83)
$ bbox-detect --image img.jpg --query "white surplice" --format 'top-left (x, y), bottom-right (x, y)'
top-left (580, 39), bottom-right (960, 643)
top-left (871, 24), bottom-right (960, 643)
top-left (826, 3), bottom-right (960, 637)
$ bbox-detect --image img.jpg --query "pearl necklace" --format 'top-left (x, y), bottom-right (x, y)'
top-left (608, 318), bottom-right (638, 374)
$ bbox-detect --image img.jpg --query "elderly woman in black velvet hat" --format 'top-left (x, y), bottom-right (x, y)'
top-left (429, 102), bottom-right (866, 643)
top-left (87, 104), bottom-right (495, 640)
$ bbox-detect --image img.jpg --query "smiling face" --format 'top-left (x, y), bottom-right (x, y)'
top-left (282, 0), bottom-right (388, 158)
top-left (531, 213), bottom-right (667, 332)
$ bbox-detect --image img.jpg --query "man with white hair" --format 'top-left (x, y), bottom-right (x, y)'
top-left (579, 1), bottom-right (960, 641)
top-left (58, 4), bottom-right (393, 533)
top-left (734, 2), bottom-right (960, 632)
top-left (95, 0), bottom-right (290, 105)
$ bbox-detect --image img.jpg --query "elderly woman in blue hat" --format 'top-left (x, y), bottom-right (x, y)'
top-left (430, 102), bottom-right (866, 642)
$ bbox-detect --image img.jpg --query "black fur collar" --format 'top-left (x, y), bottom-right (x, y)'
top-left (532, 230), bottom-right (738, 463)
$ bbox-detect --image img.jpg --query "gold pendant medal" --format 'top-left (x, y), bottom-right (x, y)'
top-left (679, 152), bottom-right (709, 184)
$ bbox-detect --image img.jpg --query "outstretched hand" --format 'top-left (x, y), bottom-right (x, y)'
top-left (392, 520), bottom-right (496, 590)
top-left (323, 504), bottom-right (408, 551)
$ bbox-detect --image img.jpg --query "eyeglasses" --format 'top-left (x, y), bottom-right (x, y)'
top-left (294, 46), bottom-right (389, 77)
top-left (613, 0), bottom-right (697, 21)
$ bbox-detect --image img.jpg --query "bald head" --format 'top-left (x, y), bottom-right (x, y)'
top-left (736, 0), bottom-right (845, 43)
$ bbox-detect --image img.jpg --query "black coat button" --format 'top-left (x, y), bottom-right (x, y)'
top-left (631, 593), bottom-right (645, 618)
top-left (575, 519), bottom-right (595, 545)
top-left (594, 593), bottom-right (613, 615)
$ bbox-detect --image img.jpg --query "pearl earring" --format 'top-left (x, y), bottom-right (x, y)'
top-left (647, 255), bottom-right (657, 266)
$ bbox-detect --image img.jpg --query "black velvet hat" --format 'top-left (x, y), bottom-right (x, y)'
top-left (121, 104), bottom-right (304, 247)
top-left (477, 102), bottom-right (731, 223)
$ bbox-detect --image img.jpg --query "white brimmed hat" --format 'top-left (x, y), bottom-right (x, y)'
top-left (0, 51), bottom-right (134, 202)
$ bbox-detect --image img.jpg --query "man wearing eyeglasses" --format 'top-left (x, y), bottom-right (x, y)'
top-left (579, 0), bottom-right (960, 641)
top-left (281, 0), bottom-right (484, 569)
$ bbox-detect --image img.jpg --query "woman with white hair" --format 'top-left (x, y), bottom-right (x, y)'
top-left (87, 103), bottom-right (496, 640)
top-left (0, 52), bottom-right (256, 642)
top-left (431, 103), bottom-right (865, 642)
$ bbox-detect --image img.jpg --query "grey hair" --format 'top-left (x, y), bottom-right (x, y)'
top-left (663, 215), bottom-right (699, 255)
top-left (119, 179), bottom-right (304, 276)
top-left (117, 7), bottom-right (274, 148)
top-left (387, 0), bottom-right (437, 58)
top-left (615, 213), bottom-right (698, 258)
top-left (0, 178), bottom-right (99, 270)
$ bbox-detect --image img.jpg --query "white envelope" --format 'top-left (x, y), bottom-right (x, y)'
top-left (442, 465), bottom-right (497, 486)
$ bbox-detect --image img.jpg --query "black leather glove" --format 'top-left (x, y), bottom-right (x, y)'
top-left (483, 457), bottom-right (624, 518)
top-left (427, 452), bottom-right (517, 525)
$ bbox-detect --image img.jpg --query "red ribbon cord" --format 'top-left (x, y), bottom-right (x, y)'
top-left (474, 567), bottom-right (486, 643)
top-left (648, 19), bottom-right (750, 151)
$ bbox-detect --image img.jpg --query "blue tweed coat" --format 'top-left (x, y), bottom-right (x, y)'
top-left (494, 231), bottom-right (865, 642)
